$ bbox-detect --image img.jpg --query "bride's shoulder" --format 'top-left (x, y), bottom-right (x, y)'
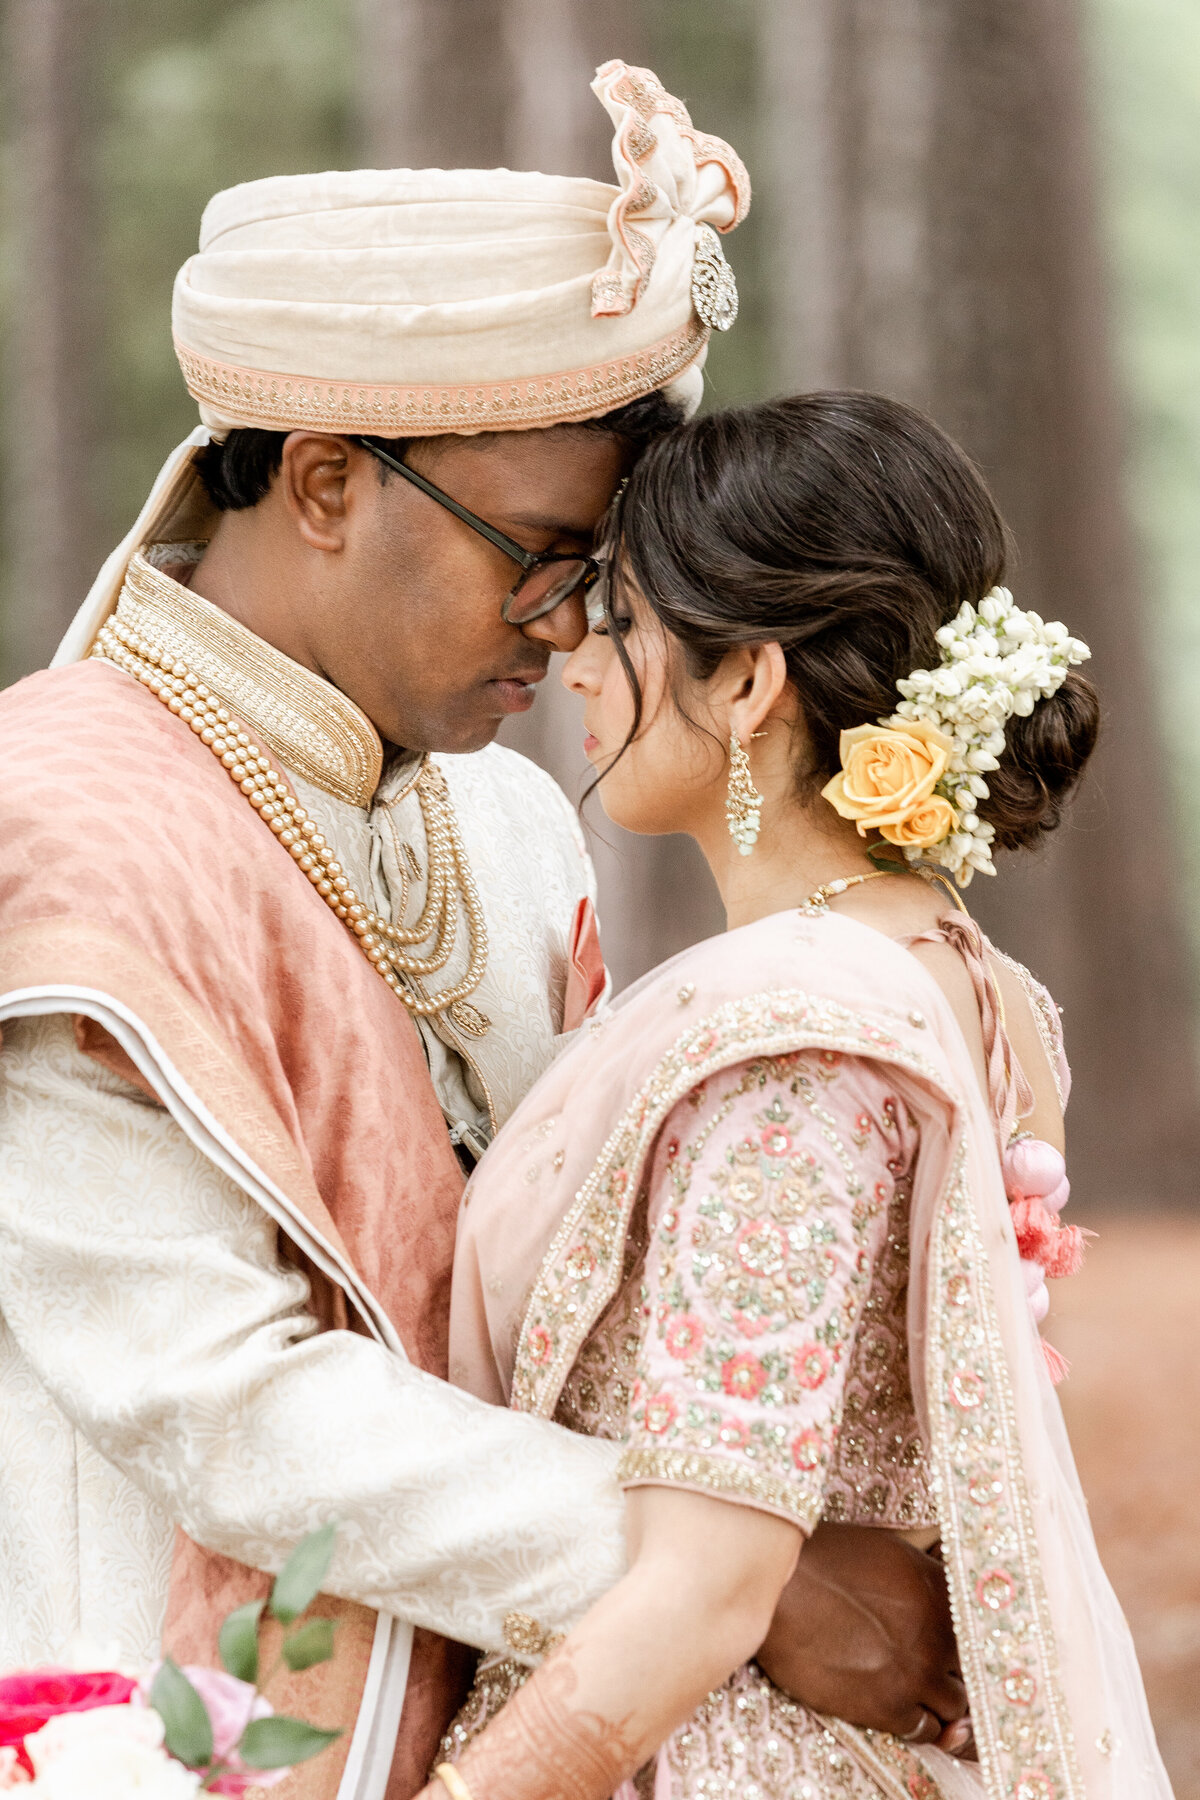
top-left (622, 907), bottom-right (947, 1041)
top-left (986, 944), bottom-right (1070, 1145)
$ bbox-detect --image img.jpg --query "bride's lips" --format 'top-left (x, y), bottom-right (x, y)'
top-left (583, 731), bottom-right (599, 757)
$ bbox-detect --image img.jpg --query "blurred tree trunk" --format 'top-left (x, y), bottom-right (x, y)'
top-left (3, 0), bottom-right (104, 678)
top-left (356, 0), bottom-right (507, 166)
top-left (759, 0), bottom-right (1200, 1205)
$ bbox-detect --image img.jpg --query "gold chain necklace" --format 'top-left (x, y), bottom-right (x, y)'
top-left (93, 614), bottom-right (491, 1037)
top-left (799, 870), bottom-right (902, 914)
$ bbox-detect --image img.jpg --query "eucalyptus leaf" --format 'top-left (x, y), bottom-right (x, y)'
top-left (238, 1715), bottom-right (342, 1769)
top-left (218, 1598), bottom-right (265, 1684)
top-left (269, 1522), bottom-right (337, 1625)
top-left (150, 1658), bottom-right (214, 1769)
top-left (282, 1617), bottom-right (337, 1672)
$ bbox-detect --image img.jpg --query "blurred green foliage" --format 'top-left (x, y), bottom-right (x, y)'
top-left (647, 0), bottom-right (767, 411)
top-left (98, 0), bottom-right (357, 529)
top-left (1086, 0), bottom-right (1200, 914)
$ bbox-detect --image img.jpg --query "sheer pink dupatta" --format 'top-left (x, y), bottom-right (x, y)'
top-left (449, 910), bottom-right (1172, 1800)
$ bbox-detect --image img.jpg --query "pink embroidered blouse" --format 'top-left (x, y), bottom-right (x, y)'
top-left (556, 1048), bottom-right (935, 1535)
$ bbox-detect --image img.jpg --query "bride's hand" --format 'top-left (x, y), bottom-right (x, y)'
top-left (754, 1521), bottom-right (969, 1744)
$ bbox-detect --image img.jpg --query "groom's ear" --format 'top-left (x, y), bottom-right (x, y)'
top-left (279, 432), bottom-right (355, 553)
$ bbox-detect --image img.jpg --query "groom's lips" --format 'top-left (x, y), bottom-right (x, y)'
top-left (487, 668), bottom-right (546, 713)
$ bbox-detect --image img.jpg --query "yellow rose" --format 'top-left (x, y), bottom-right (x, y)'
top-left (821, 721), bottom-right (953, 836)
top-left (879, 795), bottom-right (959, 848)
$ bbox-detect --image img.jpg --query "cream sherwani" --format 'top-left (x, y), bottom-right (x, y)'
top-left (0, 556), bottom-right (625, 1676)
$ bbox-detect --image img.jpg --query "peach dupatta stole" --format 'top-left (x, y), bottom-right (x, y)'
top-left (451, 908), bottom-right (1172, 1800)
top-left (0, 661), bottom-right (471, 1800)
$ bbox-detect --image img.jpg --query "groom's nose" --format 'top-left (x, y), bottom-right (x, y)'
top-left (520, 591), bottom-right (590, 653)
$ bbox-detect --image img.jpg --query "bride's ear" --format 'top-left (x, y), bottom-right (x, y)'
top-left (726, 641), bottom-right (792, 739)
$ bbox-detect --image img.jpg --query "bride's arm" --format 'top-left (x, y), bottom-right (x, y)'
top-left (423, 1047), bottom-right (954, 1796)
top-left (420, 1486), bottom-right (801, 1800)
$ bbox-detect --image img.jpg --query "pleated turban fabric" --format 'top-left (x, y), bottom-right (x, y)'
top-left (172, 60), bottom-right (750, 438)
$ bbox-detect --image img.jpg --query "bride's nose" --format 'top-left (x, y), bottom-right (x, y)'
top-left (562, 633), bottom-right (604, 696)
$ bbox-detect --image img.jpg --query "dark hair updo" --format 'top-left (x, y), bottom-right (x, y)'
top-left (611, 392), bottom-right (1098, 853)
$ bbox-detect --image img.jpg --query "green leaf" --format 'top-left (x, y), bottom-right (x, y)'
top-left (281, 1617), bottom-right (337, 1672)
top-left (866, 842), bottom-right (910, 873)
top-left (218, 1598), bottom-right (265, 1684)
top-left (237, 1715), bottom-right (342, 1769)
top-left (150, 1658), bottom-right (214, 1769)
top-left (269, 1522), bottom-right (338, 1625)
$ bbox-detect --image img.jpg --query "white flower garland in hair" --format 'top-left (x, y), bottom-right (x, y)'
top-left (823, 588), bottom-right (1091, 885)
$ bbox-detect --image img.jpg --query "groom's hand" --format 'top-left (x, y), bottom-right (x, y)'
top-left (755, 1522), bottom-right (969, 1745)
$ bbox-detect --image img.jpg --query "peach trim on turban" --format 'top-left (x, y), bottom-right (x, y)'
top-left (174, 315), bottom-right (707, 438)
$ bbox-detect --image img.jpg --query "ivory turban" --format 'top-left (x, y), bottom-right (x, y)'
top-left (54, 61), bottom-right (748, 663)
top-left (174, 61), bottom-right (749, 437)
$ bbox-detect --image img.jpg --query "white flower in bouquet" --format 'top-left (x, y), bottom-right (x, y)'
top-left (24, 1706), bottom-right (200, 1798)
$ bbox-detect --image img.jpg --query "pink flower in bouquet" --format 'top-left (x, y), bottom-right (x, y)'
top-left (0, 1670), bottom-right (136, 1775)
top-left (141, 1668), bottom-right (285, 1796)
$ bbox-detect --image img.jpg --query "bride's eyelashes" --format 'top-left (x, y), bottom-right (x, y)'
top-left (592, 613), bottom-right (633, 639)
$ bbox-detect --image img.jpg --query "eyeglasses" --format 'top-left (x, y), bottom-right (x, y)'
top-left (359, 437), bottom-right (603, 626)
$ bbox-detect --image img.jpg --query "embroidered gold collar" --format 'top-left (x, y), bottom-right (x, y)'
top-left (114, 550), bottom-right (383, 807)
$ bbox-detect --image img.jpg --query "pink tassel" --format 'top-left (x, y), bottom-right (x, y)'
top-left (1010, 1197), bottom-right (1089, 1279)
top-left (1042, 1221), bottom-right (1086, 1279)
top-left (1041, 1339), bottom-right (1070, 1384)
top-left (1010, 1196), bottom-right (1058, 1263)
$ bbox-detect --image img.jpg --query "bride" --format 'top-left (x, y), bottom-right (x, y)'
top-left (418, 393), bottom-right (1171, 1800)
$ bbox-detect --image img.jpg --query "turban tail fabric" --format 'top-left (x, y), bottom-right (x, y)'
top-left (55, 60), bottom-right (749, 665)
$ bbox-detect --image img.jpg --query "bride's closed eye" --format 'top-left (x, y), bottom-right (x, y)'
top-left (590, 610), bottom-right (633, 638)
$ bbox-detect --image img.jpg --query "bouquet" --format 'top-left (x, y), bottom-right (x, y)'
top-left (0, 1526), bottom-right (342, 1796)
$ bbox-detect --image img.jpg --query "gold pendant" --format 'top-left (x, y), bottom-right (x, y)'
top-left (449, 999), bottom-right (491, 1039)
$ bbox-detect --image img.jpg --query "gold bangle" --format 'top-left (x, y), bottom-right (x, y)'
top-left (434, 1763), bottom-right (476, 1800)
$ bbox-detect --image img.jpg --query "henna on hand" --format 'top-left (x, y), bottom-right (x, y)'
top-left (455, 1644), bottom-right (642, 1800)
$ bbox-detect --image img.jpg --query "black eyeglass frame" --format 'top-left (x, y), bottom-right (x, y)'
top-left (358, 436), bottom-right (602, 625)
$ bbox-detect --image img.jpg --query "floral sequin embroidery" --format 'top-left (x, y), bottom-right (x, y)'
top-left (621, 1060), bottom-right (896, 1527)
top-left (928, 1147), bottom-right (1081, 1798)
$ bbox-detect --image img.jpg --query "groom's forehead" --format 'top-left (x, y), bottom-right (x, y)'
top-left (423, 428), bottom-right (626, 537)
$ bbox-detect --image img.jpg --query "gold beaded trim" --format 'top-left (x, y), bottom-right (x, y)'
top-left (500, 1612), bottom-right (565, 1660)
top-left (617, 1445), bottom-right (824, 1530)
top-left (121, 553), bottom-right (382, 808)
top-left (92, 618), bottom-right (490, 1032)
top-left (173, 320), bottom-right (707, 436)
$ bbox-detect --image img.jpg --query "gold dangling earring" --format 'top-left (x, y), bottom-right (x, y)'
top-left (726, 729), bottom-right (763, 855)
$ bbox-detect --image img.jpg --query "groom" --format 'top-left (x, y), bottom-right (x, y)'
top-left (0, 63), bottom-right (966, 1798)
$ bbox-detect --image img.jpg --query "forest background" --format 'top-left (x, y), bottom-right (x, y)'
top-left (1, 0), bottom-right (1198, 1788)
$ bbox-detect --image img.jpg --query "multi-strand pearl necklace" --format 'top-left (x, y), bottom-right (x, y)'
top-left (93, 613), bottom-right (491, 1037)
